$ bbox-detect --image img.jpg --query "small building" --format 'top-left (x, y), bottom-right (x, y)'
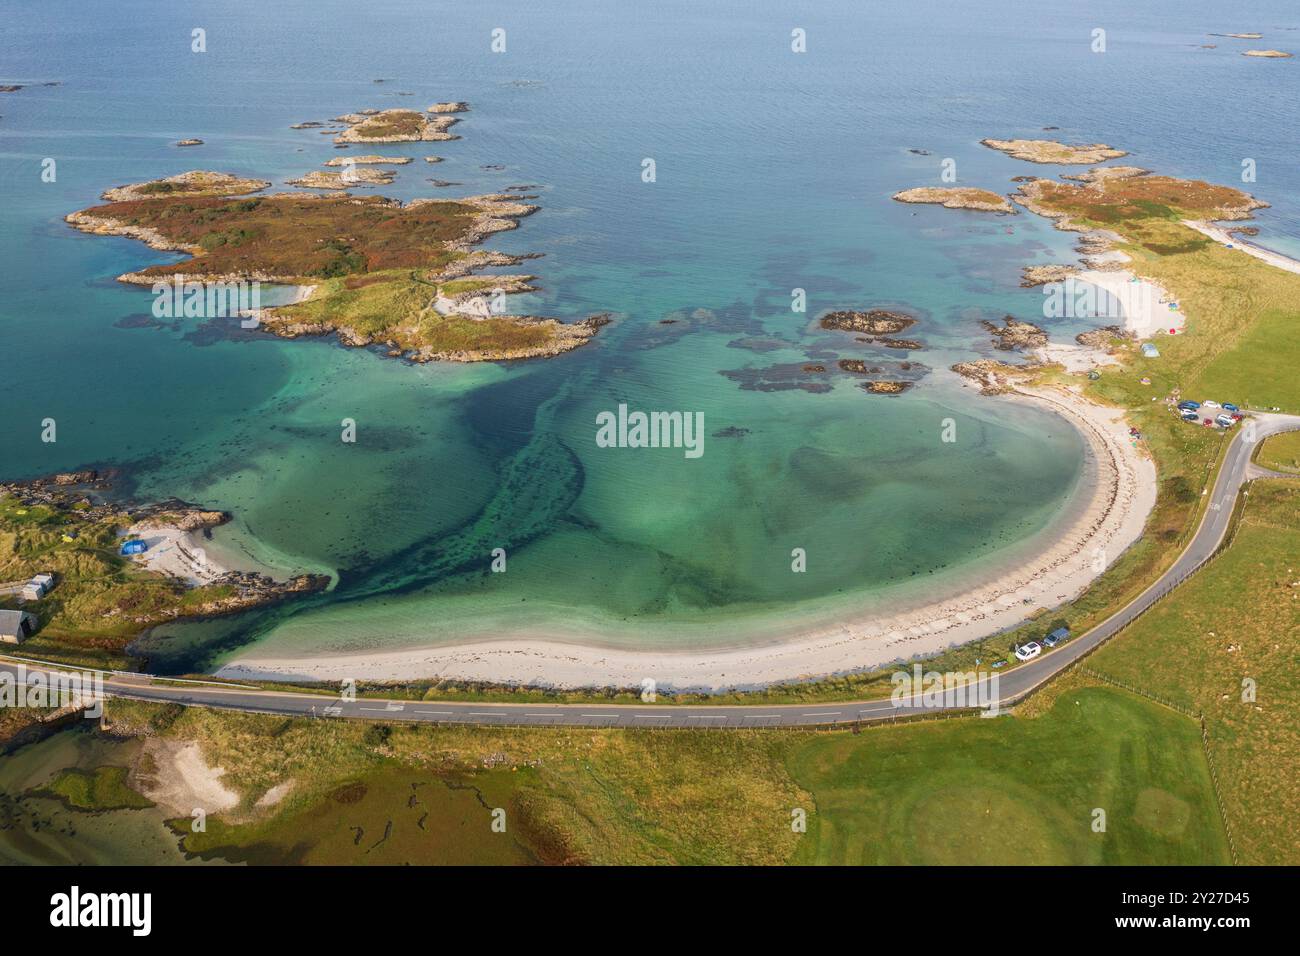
top-left (0, 609), bottom-right (38, 644)
top-left (19, 573), bottom-right (55, 602)
top-left (1140, 343), bottom-right (1160, 358)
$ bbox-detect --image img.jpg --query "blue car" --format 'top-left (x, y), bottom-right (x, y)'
top-left (1043, 627), bottom-right (1070, 648)
top-left (1178, 400), bottom-right (1201, 411)
top-left (1222, 403), bottom-right (1239, 413)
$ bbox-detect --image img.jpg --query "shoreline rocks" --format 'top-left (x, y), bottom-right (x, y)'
top-left (982, 316), bottom-right (1049, 351)
top-left (951, 359), bottom-right (1040, 395)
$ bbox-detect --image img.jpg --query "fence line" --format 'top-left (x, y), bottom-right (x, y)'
top-left (1200, 715), bottom-right (1241, 866)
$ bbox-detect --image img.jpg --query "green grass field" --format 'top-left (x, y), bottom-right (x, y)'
top-left (787, 687), bottom-right (1227, 865)
top-left (1257, 431), bottom-right (1300, 474)
top-left (82, 684), bottom-right (1227, 865)
top-left (1086, 479), bottom-right (1300, 864)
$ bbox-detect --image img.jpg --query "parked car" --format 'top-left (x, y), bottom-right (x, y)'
top-left (1180, 410), bottom-right (1199, 422)
top-left (1202, 400), bottom-right (1221, 409)
top-left (1216, 414), bottom-right (1234, 427)
top-left (1222, 403), bottom-right (1240, 413)
top-left (1203, 418), bottom-right (1214, 427)
top-left (1043, 627), bottom-right (1070, 648)
top-left (1014, 642), bottom-right (1042, 662)
top-left (1178, 400), bottom-right (1201, 411)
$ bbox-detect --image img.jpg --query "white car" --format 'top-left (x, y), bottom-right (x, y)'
top-left (1014, 642), bottom-right (1042, 662)
top-left (1202, 400), bottom-right (1221, 409)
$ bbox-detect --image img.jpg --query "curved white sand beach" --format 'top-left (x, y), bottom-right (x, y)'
top-left (216, 384), bottom-right (1157, 690)
top-left (1076, 269), bottom-right (1182, 338)
top-left (1183, 220), bottom-right (1300, 275)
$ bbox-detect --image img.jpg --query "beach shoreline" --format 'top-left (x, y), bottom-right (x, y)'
top-left (216, 383), bottom-right (1157, 690)
top-left (1183, 219), bottom-right (1300, 275)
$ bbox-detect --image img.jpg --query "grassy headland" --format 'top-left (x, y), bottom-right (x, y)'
top-left (66, 174), bottom-right (605, 362)
top-left (0, 478), bottom-right (323, 671)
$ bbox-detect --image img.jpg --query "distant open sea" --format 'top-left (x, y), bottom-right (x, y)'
top-left (2, 0), bottom-right (1296, 673)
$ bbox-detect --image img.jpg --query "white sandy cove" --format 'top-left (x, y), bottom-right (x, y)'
top-left (218, 385), bottom-right (1157, 691)
top-left (121, 525), bottom-right (230, 586)
top-left (1076, 269), bottom-right (1182, 338)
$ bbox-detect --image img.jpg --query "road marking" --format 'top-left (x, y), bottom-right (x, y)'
top-left (805, 711), bottom-right (841, 717)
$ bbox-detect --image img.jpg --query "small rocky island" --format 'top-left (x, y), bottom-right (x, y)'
top-left (982, 138), bottom-right (1128, 164)
top-left (322, 154), bottom-right (413, 166)
top-left (334, 108), bottom-right (460, 143)
top-left (1242, 49), bottom-right (1293, 58)
top-left (819, 309), bottom-right (917, 335)
top-left (286, 167), bottom-right (395, 189)
top-left (892, 186), bottom-right (1014, 214)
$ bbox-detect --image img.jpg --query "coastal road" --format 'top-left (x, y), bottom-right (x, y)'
top-left (4, 414), bottom-right (1298, 730)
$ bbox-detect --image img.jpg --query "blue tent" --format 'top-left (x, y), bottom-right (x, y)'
top-left (120, 540), bottom-right (149, 555)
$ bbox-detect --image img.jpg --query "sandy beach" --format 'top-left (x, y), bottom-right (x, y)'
top-left (217, 383), bottom-right (1157, 690)
top-left (1075, 269), bottom-right (1183, 338)
top-left (120, 523), bottom-right (233, 586)
top-left (1183, 220), bottom-right (1300, 275)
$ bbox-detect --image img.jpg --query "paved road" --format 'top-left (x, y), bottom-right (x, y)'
top-left (4, 414), bottom-right (1297, 730)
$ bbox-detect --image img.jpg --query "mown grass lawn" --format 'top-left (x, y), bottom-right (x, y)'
top-left (786, 687), bottom-right (1228, 865)
top-left (1088, 479), bottom-right (1300, 864)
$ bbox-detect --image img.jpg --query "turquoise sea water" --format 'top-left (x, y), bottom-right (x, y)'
top-left (2, 0), bottom-right (1297, 673)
